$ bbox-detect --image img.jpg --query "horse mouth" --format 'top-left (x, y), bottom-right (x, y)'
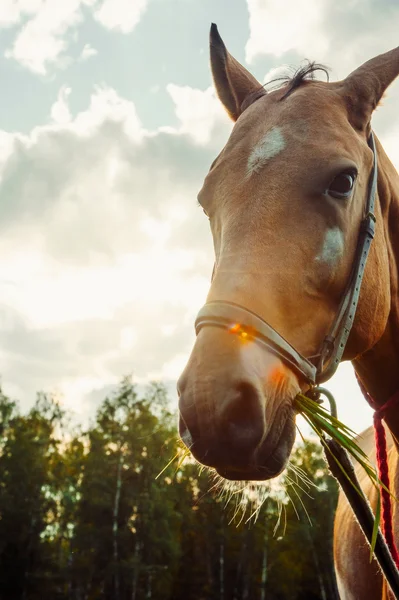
top-left (215, 407), bottom-right (296, 481)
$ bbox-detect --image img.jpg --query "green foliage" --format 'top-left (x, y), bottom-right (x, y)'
top-left (0, 381), bottom-right (339, 600)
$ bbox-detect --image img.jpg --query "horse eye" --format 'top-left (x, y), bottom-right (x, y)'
top-left (328, 172), bottom-right (356, 198)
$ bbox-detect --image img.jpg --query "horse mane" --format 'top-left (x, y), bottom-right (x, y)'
top-left (241, 61), bottom-right (330, 112)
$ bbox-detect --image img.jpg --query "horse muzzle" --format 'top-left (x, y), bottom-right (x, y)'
top-left (177, 329), bottom-right (298, 480)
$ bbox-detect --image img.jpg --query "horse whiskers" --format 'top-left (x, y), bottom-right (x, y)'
top-left (288, 463), bottom-right (316, 489)
top-left (289, 482), bottom-right (313, 526)
top-left (288, 471), bottom-right (312, 493)
top-left (205, 472), bottom-right (278, 525)
top-left (172, 450), bottom-right (317, 533)
top-left (273, 500), bottom-right (283, 536)
top-left (282, 502), bottom-right (287, 537)
top-left (284, 475), bottom-right (314, 500)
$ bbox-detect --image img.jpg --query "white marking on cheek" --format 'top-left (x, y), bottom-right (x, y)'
top-left (247, 126), bottom-right (286, 175)
top-left (316, 227), bottom-right (344, 267)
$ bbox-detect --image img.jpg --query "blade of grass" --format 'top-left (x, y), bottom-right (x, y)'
top-left (155, 447), bottom-right (190, 480)
top-left (296, 393), bottom-right (385, 542)
top-left (298, 396), bottom-right (395, 498)
top-left (296, 394), bottom-right (358, 435)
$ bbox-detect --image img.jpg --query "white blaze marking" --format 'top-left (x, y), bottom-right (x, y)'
top-left (247, 126), bottom-right (286, 175)
top-left (316, 227), bottom-right (344, 267)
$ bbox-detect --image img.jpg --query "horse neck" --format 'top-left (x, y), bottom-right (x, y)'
top-left (354, 138), bottom-right (399, 440)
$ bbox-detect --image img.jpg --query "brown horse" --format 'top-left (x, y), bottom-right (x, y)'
top-left (177, 24), bottom-right (399, 599)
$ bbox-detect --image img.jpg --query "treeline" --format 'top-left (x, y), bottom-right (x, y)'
top-left (0, 378), bottom-right (339, 600)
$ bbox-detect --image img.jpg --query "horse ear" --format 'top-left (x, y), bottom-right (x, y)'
top-left (210, 23), bottom-right (264, 121)
top-left (343, 46), bottom-right (399, 131)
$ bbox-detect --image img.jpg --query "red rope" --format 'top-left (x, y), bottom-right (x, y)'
top-left (357, 376), bottom-right (399, 568)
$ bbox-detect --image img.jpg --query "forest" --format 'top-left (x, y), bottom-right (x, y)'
top-left (0, 377), bottom-right (340, 600)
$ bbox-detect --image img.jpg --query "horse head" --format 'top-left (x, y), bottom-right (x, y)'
top-left (177, 24), bottom-right (399, 482)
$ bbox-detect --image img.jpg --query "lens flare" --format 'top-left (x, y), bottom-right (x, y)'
top-left (229, 323), bottom-right (252, 343)
top-left (268, 364), bottom-right (286, 386)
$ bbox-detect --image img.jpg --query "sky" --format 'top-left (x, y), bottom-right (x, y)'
top-left (1, 0), bottom-right (399, 434)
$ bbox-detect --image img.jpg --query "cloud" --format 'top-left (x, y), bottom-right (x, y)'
top-left (246, 0), bottom-right (328, 63)
top-left (51, 86), bottom-right (72, 124)
top-left (0, 82), bottom-right (229, 411)
top-left (2, 0), bottom-right (146, 75)
top-left (0, 0), bottom-right (43, 28)
top-left (166, 84), bottom-right (229, 145)
top-left (79, 43), bottom-right (98, 61)
top-left (246, 0), bottom-right (399, 77)
top-left (4, 0), bottom-right (96, 74)
top-left (94, 0), bottom-right (148, 34)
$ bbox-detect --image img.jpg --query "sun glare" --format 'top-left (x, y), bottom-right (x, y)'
top-left (229, 323), bottom-right (253, 343)
top-left (268, 365), bottom-right (286, 386)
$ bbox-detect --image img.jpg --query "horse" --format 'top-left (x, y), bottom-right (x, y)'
top-left (177, 23), bottom-right (399, 600)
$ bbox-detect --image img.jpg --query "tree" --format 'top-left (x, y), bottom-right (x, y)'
top-left (71, 379), bottom-right (182, 600)
top-left (0, 379), bottom-right (340, 600)
top-left (0, 389), bottom-right (65, 600)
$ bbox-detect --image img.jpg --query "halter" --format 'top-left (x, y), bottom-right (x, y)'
top-left (195, 133), bottom-right (378, 386)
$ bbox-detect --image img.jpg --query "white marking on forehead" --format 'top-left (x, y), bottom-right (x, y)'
top-left (247, 126), bottom-right (286, 175)
top-left (316, 227), bottom-right (344, 267)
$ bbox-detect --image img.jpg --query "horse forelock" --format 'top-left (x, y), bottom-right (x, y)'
top-left (240, 61), bottom-right (330, 114)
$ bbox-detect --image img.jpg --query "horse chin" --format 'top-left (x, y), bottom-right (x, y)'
top-left (216, 410), bottom-right (296, 482)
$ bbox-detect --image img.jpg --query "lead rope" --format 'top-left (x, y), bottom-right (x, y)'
top-left (313, 387), bottom-right (399, 596)
top-left (356, 376), bottom-right (399, 568)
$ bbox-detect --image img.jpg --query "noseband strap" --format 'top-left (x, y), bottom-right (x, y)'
top-left (195, 133), bottom-right (378, 386)
top-left (195, 301), bottom-right (317, 383)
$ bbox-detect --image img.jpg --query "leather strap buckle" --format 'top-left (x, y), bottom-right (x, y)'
top-left (360, 212), bottom-right (376, 239)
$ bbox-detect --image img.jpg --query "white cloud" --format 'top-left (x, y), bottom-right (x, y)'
top-left (57, 376), bottom-right (117, 416)
top-left (166, 84), bottom-right (229, 145)
top-left (79, 42), bottom-right (98, 61)
top-left (51, 86), bottom-right (72, 124)
top-left (245, 0), bottom-right (399, 81)
top-left (148, 352), bottom-right (193, 382)
top-left (246, 0), bottom-right (328, 63)
top-left (0, 0), bottom-right (42, 28)
top-left (94, 0), bottom-right (148, 34)
top-left (2, 0), bottom-right (147, 74)
top-left (0, 131), bottom-right (15, 180)
top-left (5, 0), bottom-right (95, 74)
top-left (71, 85), bottom-right (143, 138)
top-left (0, 82), bottom-right (218, 411)
top-left (377, 120), bottom-right (399, 173)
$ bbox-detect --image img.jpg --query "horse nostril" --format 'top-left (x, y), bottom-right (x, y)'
top-left (178, 380), bottom-right (267, 470)
top-left (220, 382), bottom-right (265, 452)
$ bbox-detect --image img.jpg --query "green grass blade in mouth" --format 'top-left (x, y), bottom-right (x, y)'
top-left (295, 394), bottom-right (393, 491)
top-left (297, 394), bottom-right (360, 437)
top-left (156, 446), bottom-right (191, 480)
